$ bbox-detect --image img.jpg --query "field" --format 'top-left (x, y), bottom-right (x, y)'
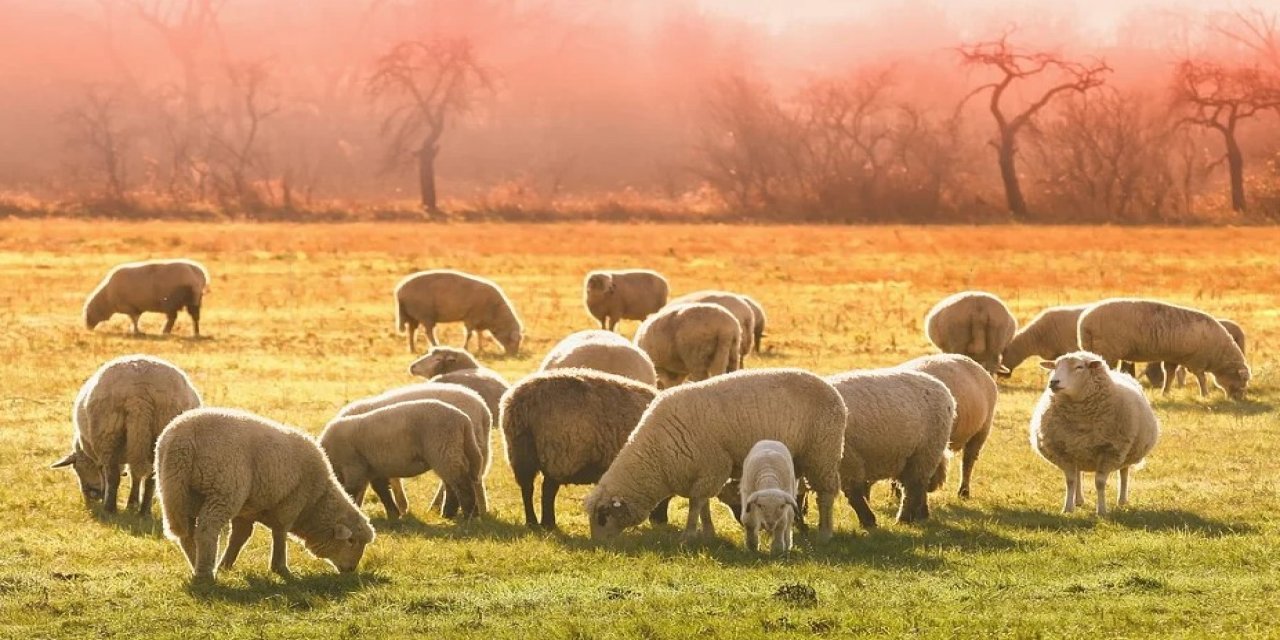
top-left (2, 219), bottom-right (1278, 639)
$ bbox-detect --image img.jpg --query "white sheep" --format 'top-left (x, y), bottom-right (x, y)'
top-left (738, 440), bottom-right (799, 555)
top-left (1078, 298), bottom-right (1250, 399)
top-left (395, 270), bottom-right (523, 355)
top-left (634, 302), bottom-right (741, 388)
top-left (1143, 318), bottom-right (1246, 392)
top-left (52, 355), bottom-right (201, 516)
top-left (1030, 352), bottom-right (1160, 515)
top-left (321, 400), bottom-right (486, 520)
top-left (501, 368), bottom-right (660, 529)
top-left (669, 290), bottom-right (757, 359)
top-left (540, 330), bottom-right (658, 386)
top-left (898, 354), bottom-right (997, 498)
top-left (407, 346), bottom-right (510, 421)
top-left (1000, 304), bottom-right (1088, 375)
top-left (584, 269), bottom-right (669, 331)
top-left (924, 291), bottom-right (1018, 376)
top-left (84, 259), bottom-right (209, 336)
top-left (826, 368), bottom-right (955, 529)
top-left (335, 382), bottom-right (491, 519)
top-left (585, 369), bottom-right (847, 543)
top-left (741, 295), bottom-right (767, 354)
top-left (156, 408), bottom-right (375, 581)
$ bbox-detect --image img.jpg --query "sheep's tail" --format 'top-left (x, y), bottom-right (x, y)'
top-left (968, 313), bottom-right (989, 357)
top-left (753, 323), bottom-right (764, 354)
top-left (155, 426), bottom-right (194, 542)
top-left (710, 328), bottom-right (737, 375)
top-left (927, 451), bottom-right (950, 493)
top-left (396, 296), bottom-right (409, 334)
top-left (121, 396), bottom-right (159, 474)
top-left (462, 427), bottom-right (488, 516)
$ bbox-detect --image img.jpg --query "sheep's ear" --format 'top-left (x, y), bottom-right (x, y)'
top-left (334, 524), bottom-right (352, 540)
top-left (1087, 360), bottom-right (1104, 370)
top-left (1038, 361), bottom-right (1055, 370)
top-left (51, 452), bottom-right (76, 469)
top-left (594, 508), bottom-right (609, 527)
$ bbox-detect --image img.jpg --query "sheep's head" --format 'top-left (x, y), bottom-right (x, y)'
top-left (51, 447), bottom-right (105, 505)
top-left (83, 290), bottom-right (110, 330)
top-left (742, 489), bottom-right (798, 536)
top-left (1040, 352), bottom-right (1107, 399)
top-left (1214, 364), bottom-right (1251, 401)
top-left (585, 490), bottom-right (643, 540)
top-left (585, 273), bottom-right (614, 296)
top-left (495, 327), bottom-right (522, 357)
top-left (306, 516), bottom-right (375, 574)
top-left (409, 347), bottom-right (475, 378)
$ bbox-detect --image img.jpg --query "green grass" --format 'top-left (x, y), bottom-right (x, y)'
top-left (1, 220), bottom-right (1278, 638)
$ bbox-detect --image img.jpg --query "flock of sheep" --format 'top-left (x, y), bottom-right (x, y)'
top-left (53, 258), bottom-right (1253, 581)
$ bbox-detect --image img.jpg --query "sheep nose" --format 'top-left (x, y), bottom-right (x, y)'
top-left (1048, 380), bottom-right (1062, 392)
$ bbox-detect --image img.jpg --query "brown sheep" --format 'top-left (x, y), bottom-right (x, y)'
top-left (84, 259), bottom-right (209, 336)
top-left (584, 270), bottom-right (669, 331)
top-left (395, 270), bottom-right (523, 355)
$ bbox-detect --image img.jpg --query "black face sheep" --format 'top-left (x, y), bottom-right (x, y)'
top-left (584, 269), bottom-right (669, 331)
top-left (1143, 318), bottom-right (1246, 393)
top-left (924, 291), bottom-right (1018, 376)
top-left (52, 355), bottom-right (201, 516)
top-left (84, 259), bottom-right (209, 336)
top-left (500, 368), bottom-right (659, 530)
top-left (156, 408), bottom-right (375, 581)
top-left (739, 440), bottom-right (799, 555)
top-left (1030, 352), bottom-right (1160, 515)
top-left (668, 290), bottom-right (757, 359)
top-left (395, 269), bottom-right (523, 356)
top-left (634, 302), bottom-right (741, 389)
top-left (335, 382), bottom-right (491, 519)
top-left (584, 369), bottom-right (847, 543)
top-left (898, 354), bottom-right (997, 498)
top-left (1000, 305), bottom-right (1088, 375)
top-left (1078, 298), bottom-right (1250, 400)
top-left (321, 400), bottom-right (485, 520)
top-left (826, 369), bottom-right (955, 529)
top-left (540, 330), bottom-right (658, 386)
top-left (407, 346), bottom-right (510, 420)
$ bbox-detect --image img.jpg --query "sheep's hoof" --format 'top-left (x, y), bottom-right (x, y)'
top-left (957, 487), bottom-right (971, 499)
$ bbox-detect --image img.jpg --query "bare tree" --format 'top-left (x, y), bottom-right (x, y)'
top-left (958, 34), bottom-right (1111, 220)
top-left (1214, 9), bottom-right (1280, 73)
top-left (794, 69), bottom-right (895, 215)
top-left (694, 75), bottom-right (800, 214)
top-left (63, 86), bottom-right (135, 202)
top-left (207, 62), bottom-right (279, 210)
top-left (368, 37), bottom-right (493, 214)
top-left (1173, 59), bottom-right (1280, 212)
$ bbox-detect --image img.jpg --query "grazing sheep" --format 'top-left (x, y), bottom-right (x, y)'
top-left (336, 382), bottom-right (491, 519)
top-left (156, 408), bottom-right (375, 581)
top-left (84, 259), bottom-right (209, 336)
top-left (739, 440), bottom-right (799, 555)
top-left (584, 270), bottom-right (669, 331)
top-left (408, 346), bottom-right (509, 420)
top-left (1030, 352), bottom-right (1160, 515)
top-left (827, 369), bottom-right (955, 529)
top-left (1144, 318), bottom-right (1246, 391)
top-left (634, 303), bottom-right (741, 388)
top-left (501, 368), bottom-right (660, 529)
top-left (540, 330), bottom-right (658, 386)
top-left (321, 400), bottom-right (485, 520)
top-left (741, 295), bottom-right (767, 354)
top-left (52, 355), bottom-right (201, 516)
top-left (1000, 305), bottom-right (1088, 375)
top-left (1078, 299), bottom-right (1250, 399)
top-left (395, 270), bottom-right (523, 355)
top-left (585, 369), bottom-right (847, 543)
top-left (898, 354), bottom-right (997, 498)
top-left (669, 290), bottom-right (757, 359)
top-left (924, 291), bottom-right (1018, 376)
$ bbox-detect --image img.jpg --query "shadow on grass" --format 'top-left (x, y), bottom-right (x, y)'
top-left (958, 504), bottom-right (1254, 538)
top-left (371, 512), bottom-right (535, 542)
top-left (1151, 395), bottom-right (1274, 416)
top-left (97, 510), bottom-right (167, 538)
top-left (187, 570), bottom-right (389, 605)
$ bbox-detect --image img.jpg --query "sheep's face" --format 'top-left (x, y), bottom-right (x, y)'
top-left (51, 449), bottom-right (105, 504)
top-left (496, 328), bottom-right (522, 356)
top-left (409, 349), bottom-right (456, 378)
top-left (585, 273), bottom-right (613, 298)
top-left (308, 520), bottom-right (375, 574)
top-left (1040, 355), bottom-right (1105, 399)
top-left (83, 296), bottom-right (109, 330)
top-left (742, 490), bottom-right (797, 536)
top-left (586, 494), bottom-right (641, 540)
top-left (1215, 365), bottom-right (1251, 400)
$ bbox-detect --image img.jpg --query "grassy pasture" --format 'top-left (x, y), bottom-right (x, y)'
top-left (1, 219), bottom-right (1278, 638)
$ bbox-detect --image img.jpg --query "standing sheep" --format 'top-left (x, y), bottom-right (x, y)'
top-left (585, 369), bottom-right (847, 543)
top-left (898, 354), bottom-right (997, 498)
top-left (52, 355), bottom-right (202, 516)
top-left (634, 303), bottom-right (741, 389)
top-left (1078, 299), bottom-right (1250, 399)
top-left (540, 330), bottom-right (658, 386)
top-left (669, 290), bottom-right (757, 359)
top-left (1143, 318), bottom-right (1246, 391)
top-left (501, 369), bottom-right (660, 529)
top-left (584, 269), bottom-right (669, 331)
top-left (395, 270), bottom-right (523, 356)
top-left (827, 369), bottom-right (955, 529)
top-left (1000, 305), bottom-right (1088, 375)
top-left (321, 400), bottom-right (485, 520)
top-left (408, 346), bottom-right (510, 421)
top-left (741, 295), bottom-right (767, 354)
top-left (739, 440), bottom-right (799, 555)
top-left (1030, 352), bottom-right (1160, 515)
top-left (84, 259), bottom-right (209, 336)
top-left (156, 408), bottom-right (375, 581)
top-left (924, 291), bottom-right (1018, 376)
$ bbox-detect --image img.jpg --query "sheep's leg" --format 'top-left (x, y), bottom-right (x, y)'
top-left (682, 496), bottom-right (709, 540)
top-left (814, 488), bottom-right (836, 542)
top-left (101, 461), bottom-right (123, 514)
top-left (424, 323), bottom-right (439, 348)
top-left (744, 523), bottom-right (759, 552)
top-left (193, 503), bottom-right (232, 580)
top-left (161, 311), bottom-right (178, 335)
top-left (1062, 468), bottom-right (1077, 513)
top-left (960, 429), bottom-right (990, 498)
top-left (218, 517), bottom-right (255, 571)
top-left (1160, 367), bottom-right (1174, 395)
top-left (1118, 467), bottom-right (1130, 507)
top-left (845, 479), bottom-right (877, 530)
top-left (269, 526), bottom-right (293, 579)
top-left (188, 304), bottom-right (201, 337)
top-left (540, 477), bottom-right (561, 530)
top-left (699, 501), bottom-right (715, 537)
top-left (138, 473), bottom-right (156, 517)
top-left (128, 313), bottom-right (142, 335)
top-left (124, 468), bottom-right (142, 511)
top-left (1095, 471), bottom-right (1109, 516)
top-left (442, 486), bottom-right (460, 519)
top-left (389, 478), bottom-right (409, 515)
top-left (1174, 365), bottom-right (1187, 388)
top-left (1074, 470), bottom-right (1085, 505)
top-left (896, 480), bottom-right (928, 524)
top-left (462, 326), bottom-right (474, 351)
top-left (370, 478), bottom-right (401, 520)
top-left (1193, 371), bottom-right (1209, 397)
top-left (607, 317), bottom-right (619, 332)
top-left (647, 497), bottom-right (671, 525)
top-left (406, 321), bottom-right (418, 353)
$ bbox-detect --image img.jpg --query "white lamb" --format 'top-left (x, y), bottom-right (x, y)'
top-left (738, 440), bottom-right (799, 555)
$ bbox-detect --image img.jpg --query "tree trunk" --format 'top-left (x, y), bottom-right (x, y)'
top-left (418, 143), bottom-right (440, 213)
top-left (1225, 129), bottom-right (1246, 213)
top-left (996, 133), bottom-right (1029, 220)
